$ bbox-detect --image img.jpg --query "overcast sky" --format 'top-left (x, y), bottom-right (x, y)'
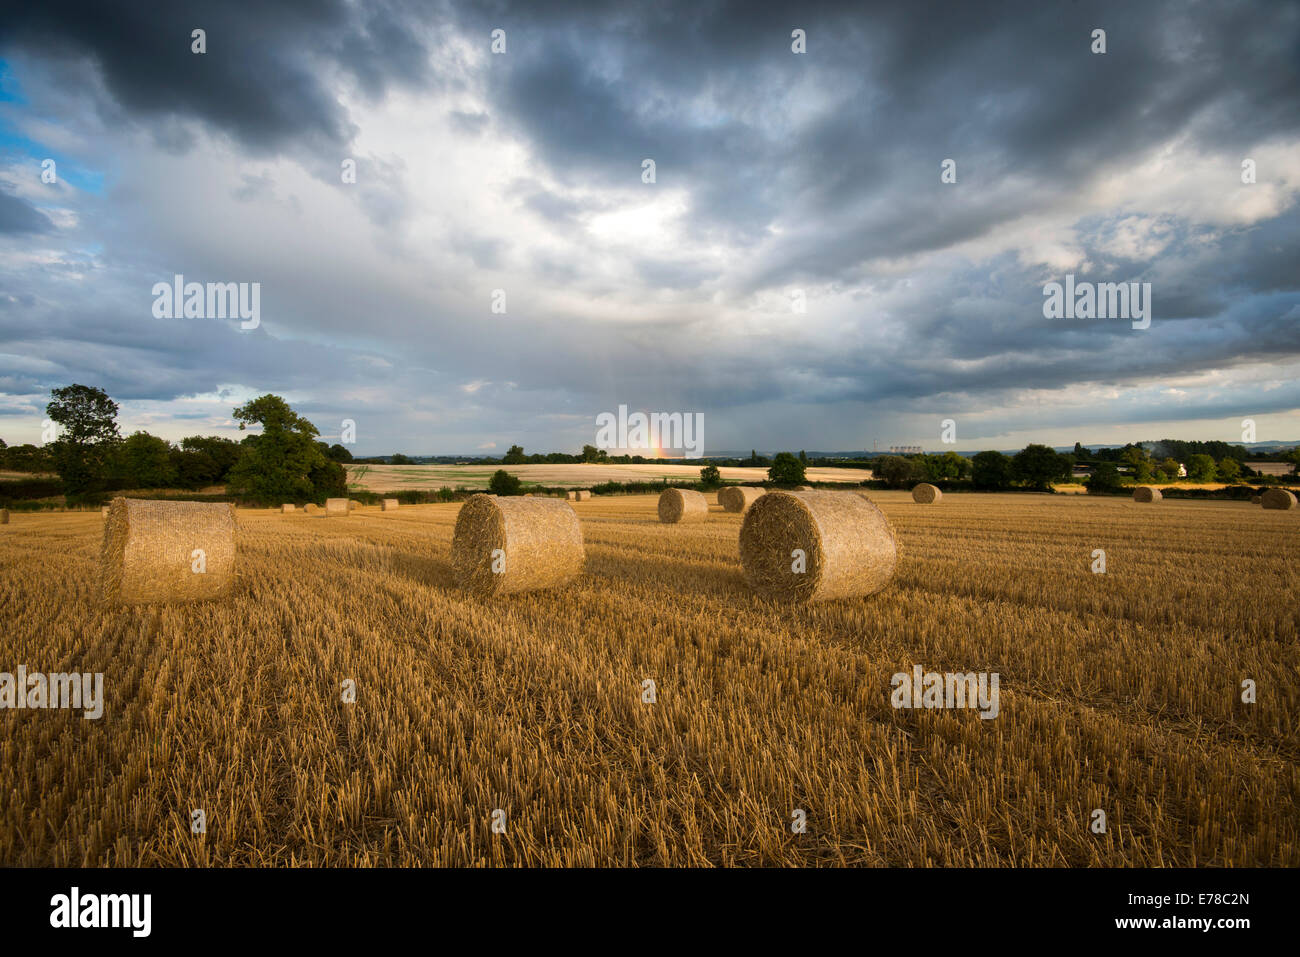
top-left (1, 0), bottom-right (1298, 455)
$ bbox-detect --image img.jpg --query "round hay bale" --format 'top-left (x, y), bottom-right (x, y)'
top-left (451, 493), bottom-right (584, 596)
top-left (1133, 486), bottom-right (1162, 503)
top-left (658, 487), bottom-right (708, 523)
top-left (0, 508), bottom-right (8, 524)
top-left (576, 490), bottom-right (592, 501)
top-left (739, 490), bottom-right (897, 603)
top-left (324, 498), bottom-right (349, 517)
top-left (1261, 488), bottom-right (1297, 510)
top-left (101, 497), bottom-right (237, 605)
top-left (1250, 495), bottom-right (1262, 505)
top-left (280, 504), bottom-right (295, 513)
top-left (718, 486), bottom-right (765, 513)
top-left (382, 498), bottom-right (399, 511)
top-left (912, 483), bottom-right (942, 504)
top-left (305, 503), bottom-right (322, 515)
top-left (566, 490), bottom-right (577, 501)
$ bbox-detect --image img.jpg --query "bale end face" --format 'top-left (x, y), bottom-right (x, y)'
top-left (451, 493), bottom-right (584, 595)
top-left (718, 486), bottom-right (764, 513)
top-left (382, 499), bottom-right (399, 511)
top-left (1261, 488), bottom-right (1297, 510)
top-left (324, 498), bottom-right (349, 516)
top-left (1133, 486), bottom-right (1163, 503)
top-left (101, 497), bottom-right (237, 604)
top-left (912, 483), bottom-right (942, 504)
top-left (566, 491), bottom-right (577, 501)
top-left (739, 490), bottom-right (897, 603)
top-left (280, 504), bottom-right (295, 513)
top-left (658, 487), bottom-right (708, 523)
top-left (576, 490), bottom-right (592, 501)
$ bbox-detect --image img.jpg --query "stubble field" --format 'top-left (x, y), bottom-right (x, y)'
top-left (1, 491), bottom-right (1296, 866)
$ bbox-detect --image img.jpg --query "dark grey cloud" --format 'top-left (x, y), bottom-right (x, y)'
top-left (0, 187), bottom-right (51, 233)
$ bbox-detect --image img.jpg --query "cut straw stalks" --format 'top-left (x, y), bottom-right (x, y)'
top-left (101, 497), bottom-right (237, 604)
top-left (739, 489), bottom-right (897, 603)
top-left (451, 493), bottom-right (584, 596)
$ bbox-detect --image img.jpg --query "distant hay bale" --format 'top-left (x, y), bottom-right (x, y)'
top-left (101, 498), bottom-right (236, 605)
top-left (718, 486), bottom-right (765, 513)
top-left (1261, 488), bottom-right (1297, 510)
top-left (382, 498), bottom-right (399, 511)
top-left (576, 490), bottom-right (592, 501)
top-left (566, 491), bottom-right (577, 501)
top-left (1133, 486), bottom-right (1162, 503)
top-left (325, 498), bottom-right (349, 516)
top-left (912, 483), bottom-right (942, 504)
top-left (658, 487), bottom-right (708, 523)
top-left (451, 493), bottom-right (584, 596)
top-left (280, 504), bottom-right (295, 513)
top-left (1251, 495), bottom-right (1262, 505)
top-left (305, 503), bottom-right (322, 515)
top-left (0, 508), bottom-right (8, 524)
top-left (739, 490), bottom-right (897, 603)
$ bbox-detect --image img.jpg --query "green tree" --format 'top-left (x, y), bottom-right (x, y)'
top-left (1011, 444), bottom-right (1070, 491)
top-left (699, 464), bottom-right (721, 488)
top-left (1085, 461), bottom-right (1123, 493)
top-left (798, 450), bottom-right (808, 466)
top-left (389, 452), bottom-right (411, 465)
top-left (971, 450), bottom-right (1011, 490)
top-left (488, 469), bottom-right (523, 495)
top-left (502, 445), bottom-right (526, 465)
top-left (46, 384), bottom-right (121, 501)
top-left (327, 444), bottom-right (354, 463)
top-left (873, 455), bottom-right (919, 489)
top-left (1217, 457), bottom-right (1242, 483)
top-left (1157, 457), bottom-right (1182, 482)
top-left (225, 394), bottom-right (329, 504)
top-left (1186, 454), bottom-right (1217, 482)
top-left (113, 431), bottom-right (178, 488)
top-left (768, 452), bottom-right (806, 486)
top-left (1073, 442), bottom-right (1088, 459)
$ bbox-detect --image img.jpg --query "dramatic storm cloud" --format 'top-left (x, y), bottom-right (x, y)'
top-left (0, 0), bottom-right (1297, 453)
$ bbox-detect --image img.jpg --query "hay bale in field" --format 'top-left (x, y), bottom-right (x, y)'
top-left (658, 487), bottom-right (708, 523)
top-left (576, 490), bottom-right (592, 501)
top-left (280, 504), bottom-right (295, 513)
top-left (1133, 486), bottom-right (1162, 503)
top-left (0, 508), bottom-right (8, 524)
top-left (1251, 495), bottom-right (1262, 505)
top-left (304, 503), bottom-right (322, 515)
top-left (451, 493), bottom-right (584, 596)
top-left (912, 483), bottom-right (942, 504)
top-left (324, 498), bottom-right (349, 517)
top-left (101, 498), bottom-right (237, 604)
top-left (739, 489), bottom-right (897, 603)
top-left (718, 486), bottom-right (765, 513)
top-left (1261, 488), bottom-right (1297, 510)
top-left (566, 490), bottom-right (577, 501)
top-left (382, 498), bottom-right (399, 511)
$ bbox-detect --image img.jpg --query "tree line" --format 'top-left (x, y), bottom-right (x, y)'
top-left (1, 385), bottom-right (351, 505)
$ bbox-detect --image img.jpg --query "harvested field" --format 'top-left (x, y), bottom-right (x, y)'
top-left (0, 492), bottom-right (1296, 866)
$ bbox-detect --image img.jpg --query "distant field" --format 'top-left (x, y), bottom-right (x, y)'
top-left (1, 491), bottom-right (1295, 865)
top-left (347, 462), bottom-right (875, 491)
